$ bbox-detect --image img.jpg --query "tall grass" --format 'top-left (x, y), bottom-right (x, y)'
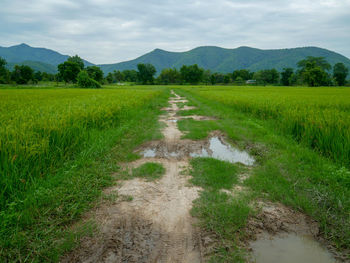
top-left (186, 86), bottom-right (350, 167)
top-left (0, 88), bottom-right (161, 208)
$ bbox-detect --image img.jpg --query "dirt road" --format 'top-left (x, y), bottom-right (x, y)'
top-left (63, 91), bottom-right (207, 263)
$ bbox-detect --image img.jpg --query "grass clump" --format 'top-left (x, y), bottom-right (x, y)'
top-left (132, 162), bottom-right (165, 181)
top-left (190, 158), bottom-right (238, 190)
top-left (192, 191), bottom-right (252, 240)
top-left (177, 119), bottom-right (219, 140)
top-left (189, 157), bottom-right (253, 262)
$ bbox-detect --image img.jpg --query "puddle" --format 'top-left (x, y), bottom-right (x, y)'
top-left (141, 148), bottom-right (157, 158)
top-left (140, 137), bottom-right (255, 166)
top-left (190, 137), bottom-right (255, 165)
top-left (168, 119), bottom-right (178, 123)
top-left (141, 148), bottom-right (180, 158)
top-left (251, 233), bottom-right (336, 263)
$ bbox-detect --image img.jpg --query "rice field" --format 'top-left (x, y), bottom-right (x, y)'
top-left (0, 87), bottom-right (162, 208)
top-left (180, 86), bottom-right (350, 167)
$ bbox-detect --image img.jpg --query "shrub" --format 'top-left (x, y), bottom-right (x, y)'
top-left (77, 70), bottom-right (101, 88)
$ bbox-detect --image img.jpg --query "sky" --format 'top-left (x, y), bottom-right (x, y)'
top-left (0, 0), bottom-right (350, 64)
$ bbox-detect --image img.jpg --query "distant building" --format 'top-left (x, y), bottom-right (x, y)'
top-left (246, 80), bottom-right (256, 84)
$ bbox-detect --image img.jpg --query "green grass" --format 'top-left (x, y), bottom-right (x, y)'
top-left (0, 85), bottom-right (170, 262)
top-left (190, 158), bottom-right (239, 190)
top-left (189, 157), bottom-right (253, 262)
top-left (176, 102), bottom-right (185, 108)
top-left (132, 162), bottom-right (166, 181)
top-left (181, 86), bottom-right (350, 167)
top-left (174, 86), bottom-right (350, 256)
top-left (0, 87), bottom-right (163, 207)
top-left (177, 119), bottom-right (219, 140)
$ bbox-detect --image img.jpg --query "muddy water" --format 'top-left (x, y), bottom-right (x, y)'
top-left (251, 233), bottom-right (336, 263)
top-left (141, 136), bottom-right (255, 166)
top-left (190, 136), bottom-right (255, 165)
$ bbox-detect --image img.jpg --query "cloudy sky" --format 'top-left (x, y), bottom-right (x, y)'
top-left (1, 0), bottom-right (349, 64)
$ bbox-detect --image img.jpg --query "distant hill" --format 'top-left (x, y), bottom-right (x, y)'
top-left (6, 61), bottom-right (57, 74)
top-left (0, 43), bottom-right (93, 73)
top-left (99, 46), bottom-right (350, 74)
top-left (1, 44), bottom-right (349, 75)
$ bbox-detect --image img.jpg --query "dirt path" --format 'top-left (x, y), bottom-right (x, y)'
top-left (63, 91), bottom-right (205, 263)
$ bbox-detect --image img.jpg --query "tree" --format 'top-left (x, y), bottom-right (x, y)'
top-left (86, 66), bottom-right (104, 83)
top-left (253, 69), bottom-right (279, 85)
top-left (302, 62), bottom-right (330, 87)
top-left (42, 72), bottom-right (55, 81)
top-left (158, 68), bottom-right (181, 84)
top-left (297, 56), bottom-right (331, 72)
top-left (57, 61), bottom-right (81, 83)
top-left (77, 70), bottom-right (101, 88)
top-left (202, 70), bottom-right (212, 85)
top-left (232, 69), bottom-right (252, 81)
top-left (114, 70), bottom-right (124, 82)
top-left (333, 63), bottom-right (348, 86)
top-left (297, 59), bottom-right (331, 87)
top-left (210, 72), bottom-right (226, 84)
top-left (0, 57), bottom-right (10, 84)
top-left (223, 74), bottom-right (231, 84)
top-left (281, 68), bottom-right (294, 86)
top-left (180, 64), bottom-right (204, 84)
top-left (11, 65), bottom-right (34, 84)
top-left (122, 70), bottom-right (138, 82)
top-left (137, 63), bottom-right (156, 84)
top-left (105, 72), bottom-right (114, 84)
top-left (67, 55), bottom-right (84, 70)
top-left (33, 71), bottom-right (43, 83)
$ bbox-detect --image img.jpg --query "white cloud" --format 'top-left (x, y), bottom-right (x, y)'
top-left (0, 0), bottom-right (349, 64)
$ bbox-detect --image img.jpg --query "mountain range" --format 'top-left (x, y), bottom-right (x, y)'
top-left (1, 43), bottom-right (350, 75)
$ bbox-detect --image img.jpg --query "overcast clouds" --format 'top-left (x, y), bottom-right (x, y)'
top-left (1, 0), bottom-right (349, 64)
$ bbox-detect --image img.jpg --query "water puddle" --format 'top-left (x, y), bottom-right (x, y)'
top-left (168, 119), bottom-right (178, 123)
top-left (142, 149), bottom-right (157, 158)
top-left (140, 137), bottom-right (255, 166)
top-left (190, 137), bottom-right (255, 165)
top-left (251, 233), bottom-right (336, 263)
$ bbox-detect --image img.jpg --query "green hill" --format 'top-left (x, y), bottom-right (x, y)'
top-left (0, 43), bottom-right (93, 72)
top-left (99, 46), bottom-right (350, 74)
top-left (1, 44), bottom-right (349, 75)
top-left (6, 61), bottom-right (57, 74)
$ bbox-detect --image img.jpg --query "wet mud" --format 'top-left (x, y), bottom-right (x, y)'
top-left (246, 201), bottom-right (342, 262)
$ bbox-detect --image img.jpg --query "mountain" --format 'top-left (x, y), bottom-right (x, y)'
top-left (0, 43), bottom-right (93, 72)
top-left (1, 44), bottom-right (350, 75)
top-left (99, 46), bottom-right (350, 74)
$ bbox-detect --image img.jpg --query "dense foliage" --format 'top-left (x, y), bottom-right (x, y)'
top-left (77, 70), bottom-right (101, 88)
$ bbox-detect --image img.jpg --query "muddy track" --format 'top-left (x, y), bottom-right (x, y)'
top-left (62, 90), bottom-right (344, 262)
top-left (63, 91), bottom-right (206, 263)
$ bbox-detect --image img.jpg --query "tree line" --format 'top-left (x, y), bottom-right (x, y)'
top-left (0, 55), bottom-right (348, 87)
top-left (0, 57), bottom-right (56, 84)
top-left (105, 56), bottom-right (349, 87)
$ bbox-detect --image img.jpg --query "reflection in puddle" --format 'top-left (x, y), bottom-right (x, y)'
top-left (251, 233), bottom-right (336, 263)
top-left (191, 137), bottom-right (255, 165)
top-left (168, 119), bottom-right (178, 123)
top-left (141, 149), bottom-right (156, 158)
top-left (140, 137), bottom-right (255, 166)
